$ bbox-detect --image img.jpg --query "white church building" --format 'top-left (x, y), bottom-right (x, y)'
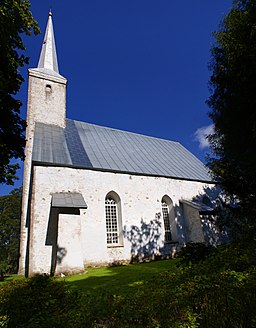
top-left (19, 12), bottom-right (221, 276)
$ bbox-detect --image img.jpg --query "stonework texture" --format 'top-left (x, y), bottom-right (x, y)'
top-left (23, 165), bottom-right (214, 275)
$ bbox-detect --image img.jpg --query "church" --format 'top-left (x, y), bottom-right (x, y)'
top-left (18, 12), bottom-right (221, 276)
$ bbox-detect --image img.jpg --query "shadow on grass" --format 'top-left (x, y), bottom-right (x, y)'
top-left (65, 259), bottom-right (178, 296)
top-left (0, 275), bottom-right (24, 284)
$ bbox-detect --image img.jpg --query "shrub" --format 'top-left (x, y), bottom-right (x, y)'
top-left (0, 274), bottom-right (82, 328)
top-left (1, 241), bottom-right (256, 327)
top-left (176, 242), bottom-right (215, 265)
top-left (99, 241), bottom-right (256, 327)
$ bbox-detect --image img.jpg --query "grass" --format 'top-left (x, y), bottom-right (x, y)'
top-left (0, 274), bottom-right (24, 284)
top-left (0, 259), bottom-right (178, 296)
top-left (1, 241), bottom-right (256, 327)
top-left (64, 259), bottom-right (178, 296)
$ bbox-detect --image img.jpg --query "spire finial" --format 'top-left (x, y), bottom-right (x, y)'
top-left (37, 11), bottom-right (59, 73)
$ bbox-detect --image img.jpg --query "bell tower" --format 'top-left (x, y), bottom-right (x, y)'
top-left (19, 11), bottom-right (67, 275)
top-left (27, 10), bottom-right (67, 128)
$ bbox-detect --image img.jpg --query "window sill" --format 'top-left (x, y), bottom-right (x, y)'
top-left (107, 244), bottom-right (124, 248)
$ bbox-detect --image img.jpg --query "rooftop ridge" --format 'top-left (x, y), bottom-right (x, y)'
top-left (67, 118), bottom-right (181, 145)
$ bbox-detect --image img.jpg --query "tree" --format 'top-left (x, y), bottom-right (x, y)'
top-left (0, 0), bottom-right (39, 185)
top-left (207, 0), bottom-right (256, 232)
top-left (0, 187), bottom-right (22, 276)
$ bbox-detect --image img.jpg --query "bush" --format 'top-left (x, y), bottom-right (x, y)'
top-left (98, 240), bottom-right (256, 327)
top-left (0, 274), bottom-right (82, 328)
top-left (176, 242), bottom-right (216, 265)
top-left (1, 241), bottom-right (256, 327)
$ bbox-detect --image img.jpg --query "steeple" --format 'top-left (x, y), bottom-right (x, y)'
top-left (19, 10), bottom-right (67, 275)
top-left (26, 10), bottom-right (67, 129)
top-left (37, 10), bottom-right (60, 75)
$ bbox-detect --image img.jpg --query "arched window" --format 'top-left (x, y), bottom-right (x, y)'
top-left (161, 195), bottom-right (177, 242)
top-left (45, 84), bottom-right (52, 93)
top-left (161, 200), bottom-right (172, 242)
top-left (105, 192), bottom-right (123, 246)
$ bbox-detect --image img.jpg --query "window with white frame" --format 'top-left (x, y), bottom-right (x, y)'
top-left (161, 200), bottom-right (172, 242)
top-left (105, 196), bottom-right (120, 245)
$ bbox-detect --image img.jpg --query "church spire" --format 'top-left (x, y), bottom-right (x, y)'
top-left (37, 10), bottom-right (59, 73)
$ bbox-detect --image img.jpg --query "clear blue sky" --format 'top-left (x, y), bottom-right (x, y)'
top-left (0, 0), bottom-right (233, 195)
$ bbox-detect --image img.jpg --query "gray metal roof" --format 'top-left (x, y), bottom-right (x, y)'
top-left (52, 192), bottom-right (87, 208)
top-left (32, 119), bottom-right (211, 182)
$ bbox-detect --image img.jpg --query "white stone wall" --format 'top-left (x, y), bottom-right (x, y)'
top-left (56, 214), bottom-right (84, 275)
top-left (182, 203), bottom-right (205, 243)
top-left (27, 70), bottom-right (67, 128)
top-left (18, 70), bottom-right (67, 275)
top-left (27, 165), bottom-right (213, 275)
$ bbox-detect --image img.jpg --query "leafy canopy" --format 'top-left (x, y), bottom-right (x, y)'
top-left (207, 0), bottom-right (256, 226)
top-left (0, 0), bottom-right (39, 185)
top-left (0, 187), bottom-right (22, 276)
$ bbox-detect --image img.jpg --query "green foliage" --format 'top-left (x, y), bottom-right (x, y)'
top-left (97, 240), bottom-right (256, 327)
top-left (207, 0), bottom-right (256, 231)
top-left (176, 242), bottom-right (216, 265)
top-left (0, 187), bottom-right (22, 276)
top-left (1, 242), bottom-right (255, 327)
top-left (0, 275), bottom-right (82, 328)
top-left (0, 0), bottom-right (39, 185)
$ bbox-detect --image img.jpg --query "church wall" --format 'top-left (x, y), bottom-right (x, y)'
top-left (28, 165), bottom-right (213, 275)
top-left (182, 204), bottom-right (205, 243)
top-left (28, 174), bottom-right (53, 275)
top-left (55, 214), bottom-right (84, 275)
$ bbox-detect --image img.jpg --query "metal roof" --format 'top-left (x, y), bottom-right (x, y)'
top-left (32, 119), bottom-right (211, 182)
top-left (51, 192), bottom-right (87, 208)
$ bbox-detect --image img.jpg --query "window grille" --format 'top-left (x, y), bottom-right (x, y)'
top-left (162, 201), bottom-right (172, 242)
top-left (105, 197), bottom-right (119, 244)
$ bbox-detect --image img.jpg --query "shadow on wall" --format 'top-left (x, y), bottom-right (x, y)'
top-left (123, 186), bottom-right (230, 263)
top-left (192, 185), bottom-right (230, 245)
top-left (174, 204), bottom-right (186, 246)
top-left (56, 245), bottom-right (67, 264)
top-left (46, 207), bottom-right (79, 275)
top-left (200, 215), bottom-right (223, 246)
top-left (123, 202), bottom-right (189, 263)
top-left (123, 218), bottom-right (162, 263)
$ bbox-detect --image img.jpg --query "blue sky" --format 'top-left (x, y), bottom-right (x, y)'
top-left (0, 0), bottom-right (233, 195)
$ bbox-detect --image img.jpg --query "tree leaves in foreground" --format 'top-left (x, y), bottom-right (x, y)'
top-left (0, 0), bottom-right (39, 185)
top-left (0, 187), bottom-right (22, 276)
top-left (207, 0), bottom-right (256, 231)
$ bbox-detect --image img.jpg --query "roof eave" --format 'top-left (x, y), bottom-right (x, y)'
top-left (32, 160), bottom-right (214, 184)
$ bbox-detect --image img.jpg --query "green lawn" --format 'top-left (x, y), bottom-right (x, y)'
top-left (1, 242), bottom-right (255, 327)
top-left (0, 259), bottom-right (178, 294)
top-left (64, 259), bottom-right (178, 296)
top-left (0, 274), bottom-right (24, 284)
top-left (0, 259), bottom-right (177, 292)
